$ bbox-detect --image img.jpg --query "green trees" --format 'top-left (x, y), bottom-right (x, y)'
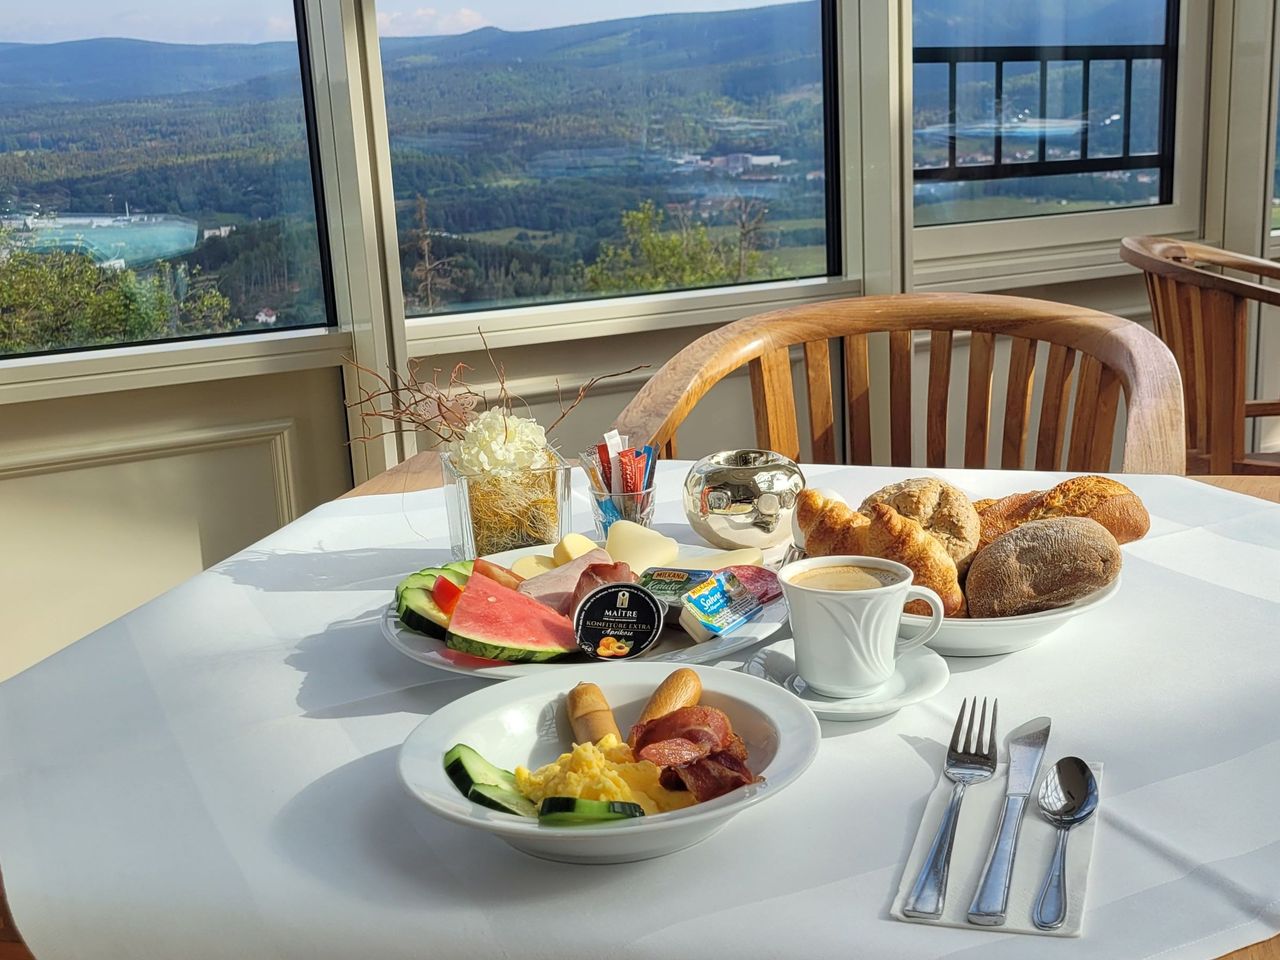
top-left (584, 199), bottom-right (773, 294)
top-left (0, 230), bottom-right (233, 355)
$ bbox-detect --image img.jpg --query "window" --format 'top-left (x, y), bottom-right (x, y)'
top-left (376, 0), bottom-right (838, 317)
top-left (0, 1), bottom-right (331, 359)
top-left (911, 0), bottom-right (1178, 227)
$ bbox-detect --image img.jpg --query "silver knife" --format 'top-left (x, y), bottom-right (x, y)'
top-left (967, 716), bottom-right (1051, 925)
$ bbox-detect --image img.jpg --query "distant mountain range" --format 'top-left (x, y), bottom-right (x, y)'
top-left (0, 0), bottom-right (1170, 105)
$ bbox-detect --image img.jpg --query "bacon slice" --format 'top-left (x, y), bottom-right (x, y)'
top-left (661, 750), bottom-right (758, 802)
top-left (629, 705), bottom-right (734, 754)
top-left (568, 561), bottom-right (636, 613)
top-left (637, 737), bottom-right (711, 766)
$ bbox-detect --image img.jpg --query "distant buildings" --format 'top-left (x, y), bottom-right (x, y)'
top-left (203, 225), bottom-right (235, 240)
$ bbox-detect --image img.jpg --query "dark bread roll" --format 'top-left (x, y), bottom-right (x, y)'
top-left (965, 516), bottom-right (1121, 618)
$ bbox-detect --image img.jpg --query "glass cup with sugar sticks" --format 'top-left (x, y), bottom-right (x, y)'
top-left (580, 449), bottom-right (656, 538)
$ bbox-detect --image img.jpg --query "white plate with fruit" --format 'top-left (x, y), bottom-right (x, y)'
top-left (382, 522), bottom-right (788, 679)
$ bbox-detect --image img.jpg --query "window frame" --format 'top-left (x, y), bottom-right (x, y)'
top-left (373, 0), bottom-right (868, 355)
top-left (0, 0), bottom-right (340, 363)
top-left (909, 0), bottom-right (1210, 292)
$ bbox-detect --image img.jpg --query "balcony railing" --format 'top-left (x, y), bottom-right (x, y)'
top-left (912, 14), bottom-right (1179, 205)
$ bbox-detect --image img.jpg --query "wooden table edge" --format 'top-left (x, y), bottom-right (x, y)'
top-left (3, 462), bottom-right (1274, 958)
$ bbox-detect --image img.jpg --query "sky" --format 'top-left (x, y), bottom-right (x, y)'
top-left (1, 0), bottom-right (795, 44)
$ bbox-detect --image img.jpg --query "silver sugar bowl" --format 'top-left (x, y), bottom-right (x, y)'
top-left (683, 450), bottom-right (805, 550)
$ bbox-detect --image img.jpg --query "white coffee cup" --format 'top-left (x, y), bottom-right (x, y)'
top-left (778, 556), bottom-right (945, 699)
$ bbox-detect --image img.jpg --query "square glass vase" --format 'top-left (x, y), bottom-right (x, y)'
top-left (441, 450), bottom-right (573, 560)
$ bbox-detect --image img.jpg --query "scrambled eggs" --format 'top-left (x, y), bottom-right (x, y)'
top-left (515, 734), bottom-right (695, 815)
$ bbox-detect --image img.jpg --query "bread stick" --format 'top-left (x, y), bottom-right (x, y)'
top-left (566, 682), bottom-right (621, 744)
top-left (628, 668), bottom-right (702, 747)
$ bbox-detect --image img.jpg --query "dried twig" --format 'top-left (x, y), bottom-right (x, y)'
top-left (544, 363), bottom-right (650, 435)
top-left (343, 332), bottom-right (647, 447)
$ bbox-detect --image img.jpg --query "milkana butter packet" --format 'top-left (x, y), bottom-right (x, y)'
top-left (639, 567), bottom-right (714, 612)
top-left (678, 570), bottom-right (766, 643)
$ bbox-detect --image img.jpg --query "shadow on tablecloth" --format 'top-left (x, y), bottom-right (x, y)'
top-left (212, 546), bottom-right (452, 593)
top-left (285, 601), bottom-right (485, 719)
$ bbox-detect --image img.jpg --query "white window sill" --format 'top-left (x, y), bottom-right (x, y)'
top-left (0, 327), bottom-right (354, 405)
top-left (913, 230), bottom-right (1204, 293)
top-left (402, 276), bottom-right (862, 353)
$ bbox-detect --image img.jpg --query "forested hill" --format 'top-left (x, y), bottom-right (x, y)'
top-left (0, 3), bottom-right (821, 105)
top-left (0, 38), bottom-right (302, 103)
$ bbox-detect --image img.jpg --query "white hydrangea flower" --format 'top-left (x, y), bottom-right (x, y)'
top-left (449, 407), bottom-right (553, 477)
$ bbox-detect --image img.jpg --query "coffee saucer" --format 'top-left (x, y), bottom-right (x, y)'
top-left (742, 643), bottom-right (950, 722)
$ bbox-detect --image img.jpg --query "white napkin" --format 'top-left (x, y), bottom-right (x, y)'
top-left (891, 762), bottom-right (1103, 937)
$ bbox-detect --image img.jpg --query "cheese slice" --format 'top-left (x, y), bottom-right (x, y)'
top-left (604, 520), bottom-right (678, 571)
top-left (552, 532), bottom-right (599, 566)
top-left (670, 546), bottom-right (764, 571)
top-left (511, 553), bottom-right (558, 580)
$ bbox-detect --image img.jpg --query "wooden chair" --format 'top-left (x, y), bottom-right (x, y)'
top-left (1120, 236), bottom-right (1280, 475)
top-left (612, 292), bottom-right (1185, 474)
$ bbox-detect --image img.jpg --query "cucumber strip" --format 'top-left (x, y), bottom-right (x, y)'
top-left (468, 783), bottom-right (537, 818)
top-left (537, 797), bottom-right (645, 824)
top-left (443, 743), bottom-right (517, 793)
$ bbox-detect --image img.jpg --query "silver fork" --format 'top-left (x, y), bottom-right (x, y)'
top-left (902, 697), bottom-right (998, 920)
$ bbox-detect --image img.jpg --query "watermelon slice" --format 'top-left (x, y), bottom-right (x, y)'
top-left (473, 558), bottom-right (524, 590)
top-left (446, 573), bottom-right (580, 663)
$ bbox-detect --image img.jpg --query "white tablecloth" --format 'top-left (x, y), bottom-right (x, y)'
top-left (2, 462), bottom-right (1279, 960)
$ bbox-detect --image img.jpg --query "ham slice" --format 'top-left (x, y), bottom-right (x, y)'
top-left (722, 565), bottom-right (782, 604)
top-left (516, 548), bottom-right (611, 615)
top-left (568, 561), bottom-right (637, 613)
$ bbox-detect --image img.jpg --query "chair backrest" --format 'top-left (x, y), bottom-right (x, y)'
top-left (1120, 236), bottom-right (1280, 474)
top-left (612, 292), bottom-right (1185, 474)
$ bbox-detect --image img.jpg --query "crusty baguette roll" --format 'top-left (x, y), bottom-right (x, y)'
top-left (628, 668), bottom-right (702, 747)
top-left (863, 504), bottom-right (965, 617)
top-left (966, 516), bottom-right (1121, 617)
top-left (978, 475), bottom-right (1150, 549)
top-left (566, 682), bottom-right (621, 744)
top-left (860, 477), bottom-right (981, 575)
top-left (795, 488), bottom-right (869, 555)
top-left (972, 498), bottom-right (998, 514)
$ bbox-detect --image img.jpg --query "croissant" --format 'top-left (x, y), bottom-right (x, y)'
top-left (795, 488), bottom-right (869, 555)
top-left (794, 491), bottom-right (964, 617)
top-left (862, 504), bottom-right (965, 617)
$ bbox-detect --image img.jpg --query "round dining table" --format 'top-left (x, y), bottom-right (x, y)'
top-left (1, 458), bottom-right (1278, 960)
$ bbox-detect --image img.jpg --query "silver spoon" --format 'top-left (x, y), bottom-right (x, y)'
top-left (1033, 756), bottom-right (1099, 930)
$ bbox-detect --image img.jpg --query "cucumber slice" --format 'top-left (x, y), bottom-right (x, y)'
top-left (395, 564), bottom-right (471, 602)
top-left (399, 587), bottom-right (449, 638)
top-left (442, 744), bottom-right (536, 818)
top-left (394, 571), bottom-right (438, 603)
top-left (443, 743), bottom-right (517, 794)
top-left (469, 783), bottom-right (537, 818)
top-left (396, 567), bottom-right (472, 637)
top-left (537, 797), bottom-right (645, 824)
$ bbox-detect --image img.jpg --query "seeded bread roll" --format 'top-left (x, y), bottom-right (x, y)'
top-left (965, 517), bottom-right (1121, 618)
top-left (859, 478), bottom-right (981, 575)
top-left (978, 475), bottom-right (1150, 549)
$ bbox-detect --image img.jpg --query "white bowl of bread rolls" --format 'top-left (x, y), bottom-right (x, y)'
top-left (792, 476), bottom-right (1148, 657)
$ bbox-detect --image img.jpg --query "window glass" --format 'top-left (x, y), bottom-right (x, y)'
top-left (0, 1), bottom-right (330, 358)
top-left (912, 0), bottom-right (1175, 227)
top-left (376, 0), bottom-right (836, 317)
